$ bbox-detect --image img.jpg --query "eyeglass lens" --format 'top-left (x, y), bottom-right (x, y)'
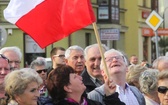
top-left (158, 86), bottom-right (168, 94)
top-left (37, 69), bottom-right (47, 73)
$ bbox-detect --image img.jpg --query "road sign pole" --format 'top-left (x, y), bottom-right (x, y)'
top-left (145, 10), bottom-right (163, 59)
top-left (154, 30), bottom-right (159, 58)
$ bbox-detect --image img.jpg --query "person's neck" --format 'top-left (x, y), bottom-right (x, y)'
top-left (53, 64), bottom-right (57, 69)
top-left (0, 85), bottom-right (5, 98)
top-left (145, 92), bottom-right (160, 104)
top-left (66, 93), bottom-right (82, 104)
top-left (53, 64), bottom-right (65, 69)
top-left (111, 74), bottom-right (126, 89)
top-left (0, 91), bottom-right (5, 98)
top-left (76, 71), bottom-right (82, 75)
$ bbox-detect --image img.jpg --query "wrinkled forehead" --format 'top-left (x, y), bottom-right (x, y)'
top-left (158, 78), bottom-right (168, 86)
top-left (70, 49), bottom-right (84, 55)
top-left (104, 50), bottom-right (123, 58)
top-left (0, 58), bottom-right (10, 68)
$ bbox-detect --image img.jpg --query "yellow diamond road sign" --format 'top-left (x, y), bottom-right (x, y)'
top-left (146, 10), bottom-right (163, 31)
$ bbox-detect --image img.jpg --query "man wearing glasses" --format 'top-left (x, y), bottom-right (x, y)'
top-left (0, 46), bottom-right (22, 70)
top-left (88, 49), bottom-right (145, 105)
top-left (30, 57), bottom-right (48, 97)
top-left (50, 47), bottom-right (65, 69)
top-left (0, 54), bottom-right (11, 98)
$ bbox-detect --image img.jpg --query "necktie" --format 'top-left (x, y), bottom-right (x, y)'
top-left (95, 79), bottom-right (102, 87)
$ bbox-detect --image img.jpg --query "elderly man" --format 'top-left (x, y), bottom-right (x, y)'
top-left (152, 56), bottom-right (168, 72)
top-left (65, 45), bottom-right (85, 75)
top-left (81, 44), bottom-right (108, 93)
top-left (30, 57), bottom-right (48, 97)
top-left (0, 54), bottom-right (11, 98)
top-left (88, 49), bottom-right (145, 105)
top-left (50, 47), bottom-right (66, 69)
top-left (0, 46), bottom-right (22, 70)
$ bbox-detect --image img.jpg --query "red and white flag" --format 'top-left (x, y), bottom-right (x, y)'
top-left (4, 0), bottom-right (96, 48)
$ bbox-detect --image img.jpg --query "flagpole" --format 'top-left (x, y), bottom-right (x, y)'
top-left (92, 22), bottom-right (110, 78)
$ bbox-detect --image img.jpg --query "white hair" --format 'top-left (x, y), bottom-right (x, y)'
top-left (84, 43), bottom-right (109, 60)
top-left (30, 57), bottom-right (47, 69)
top-left (0, 46), bottom-right (22, 60)
top-left (152, 56), bottom-right (168, 69)
top-left (65, 45), bottom-right (84, 59)
top-left (100, 49), bottom-right (128, 70)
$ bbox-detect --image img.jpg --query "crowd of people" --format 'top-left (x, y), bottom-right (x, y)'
top-left (0, 45), bottom-right (168, 105)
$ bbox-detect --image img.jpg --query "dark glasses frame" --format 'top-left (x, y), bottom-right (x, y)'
top-left (54, 54), bottom-right (65, 58)
top-left (36, 69), bottom-right (47, 74)
top-left (0, 54), bottom-right (9, 63)
top-left (158, 86), bottom-right (168, 94)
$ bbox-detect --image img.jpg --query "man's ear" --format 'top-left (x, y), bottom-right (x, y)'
top-left (64, 85), bottom-right (72, 93)
top-left (65, 59), bottom-right (68, 65)
top-left (51, 56), bottom-right (55, 61)
top-left (101, 70), bottom-right (105, 76)
top-left (14, 95), bottom-right (21, 103)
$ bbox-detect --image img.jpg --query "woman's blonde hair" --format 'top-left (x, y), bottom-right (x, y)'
top-left (4, 68), bottom-right (42, 101)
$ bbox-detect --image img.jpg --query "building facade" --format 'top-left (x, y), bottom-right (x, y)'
top-left (0, 0), bottom-right (160, 67)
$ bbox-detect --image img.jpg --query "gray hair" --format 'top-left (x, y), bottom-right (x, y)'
top-left (100, 49), bottom-right (128, 70)
top-left (4, 68), bottom-right (42, 99)
top-left (126, 64), bottom-right (148, 89)
top-left (0, 46), bottom-right (22, 60)
top-left (158, 70), bottom-right (168, 80)
top-left (65, 45), bottom-right (84, 59)
top-left (84, 43), bottom-right (109, 60)
top-left (30, 57), bottom-right (47, 69)
top-left (152, 56), bottom-right (168, 69)
top-left (139, 69), bottom-right (159, 94)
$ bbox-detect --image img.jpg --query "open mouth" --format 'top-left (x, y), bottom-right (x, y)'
top-left (93, 67), bottom-right (100, 70)
top-left (76, 64), bottom-right (83, 67)
top-left (111, 64), bottom-right (120, 68)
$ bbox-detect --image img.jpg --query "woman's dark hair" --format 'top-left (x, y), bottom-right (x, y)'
top-left (47, 65), bottom-right (75, 102)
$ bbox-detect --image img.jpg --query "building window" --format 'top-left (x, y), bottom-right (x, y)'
top-left (85, 33), bottom-right (91, 46)
top-left (97, 0), bottom-right (120, 24)
top-left (111, 0), bottom-right (120, 24)
top-left (143, 0), bottom-right (146, 7)
top-left (151, 0), bottom-right (158, 12)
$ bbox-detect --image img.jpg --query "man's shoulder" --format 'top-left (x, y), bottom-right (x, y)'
top-left (81, 69), bottom-right (95, 85)
top-left (88, 85), bottom-right (105, 96)
top-left (81, 69), bottom-right (89, 77)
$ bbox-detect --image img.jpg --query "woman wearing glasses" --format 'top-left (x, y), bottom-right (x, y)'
top-left (158, 70), bottom-right (168, 105)
top-left (1, 68), bottom-right (42, 105)
top-left (30, 57), bottom-right (48, 97)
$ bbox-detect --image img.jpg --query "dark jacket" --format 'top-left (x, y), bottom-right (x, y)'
top-left (81, 69), bottom-right (97, 93)
top-left (54, 98), bottom-right (102, 105)
top-left (38, 97), bottom-right (53, 105)
top-left (41, 92), bottom-right (125, 105)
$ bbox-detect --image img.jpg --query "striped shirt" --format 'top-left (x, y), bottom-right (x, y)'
top-left (116, 84), bottom-right (139, 105)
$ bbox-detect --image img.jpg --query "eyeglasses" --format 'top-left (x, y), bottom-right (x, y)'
top-left (54, 54), bottom-right (65, 58)
top-left (36, 69), bottom-right (47, 74)
top-left (158, 86), bottom-right (168, 94)
top-left (0, 54), bottom-right (9, 63)
top-left (105, 56), bottom-right (124, 62)
top-left (9, 61), bottom-right (21, 65)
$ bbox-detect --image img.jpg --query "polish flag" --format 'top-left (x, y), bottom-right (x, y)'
top-left (4, 0), bottom-right (96, 48)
